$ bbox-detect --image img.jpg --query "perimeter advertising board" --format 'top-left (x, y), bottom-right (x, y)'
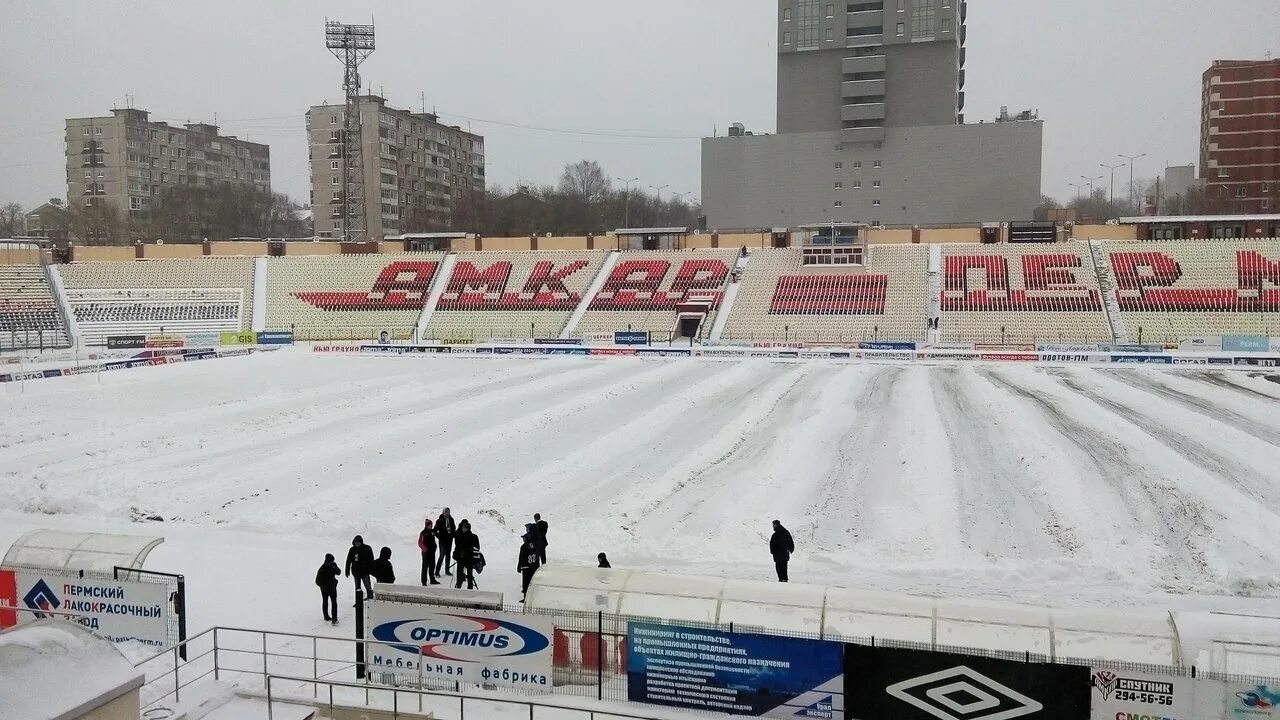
top-left (627, 621), bottom-right (843, 718)
top-left (1089, 667), bottom-right (1190, 720)
top-left (0, 567), bottom-right (169, 648)
top-left (844, 644), bottom-right (1089, 720)
top-left (365, 600), bottom-right (553, 692)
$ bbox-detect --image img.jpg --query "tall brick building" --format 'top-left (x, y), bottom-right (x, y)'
top-left (1201, 59), bottom-right (1280, 213)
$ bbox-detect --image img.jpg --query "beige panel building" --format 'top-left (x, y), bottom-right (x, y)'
top-left (65, 108), bottom-right (271, 217)
top-left (306, 95), bottom-right (485, 240)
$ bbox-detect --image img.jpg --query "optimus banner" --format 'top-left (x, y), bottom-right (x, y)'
top-left (365, 600), bottom-right (553, 692)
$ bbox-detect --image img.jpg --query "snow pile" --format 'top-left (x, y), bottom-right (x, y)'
top-left (0, 620), bottom-right (142, 720)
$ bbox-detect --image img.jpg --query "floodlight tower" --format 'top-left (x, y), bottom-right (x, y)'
top-left (325, 20), bottom-right (375, 242)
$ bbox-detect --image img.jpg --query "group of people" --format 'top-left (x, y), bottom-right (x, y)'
top-left (315, 513), bottom-right (794, 624)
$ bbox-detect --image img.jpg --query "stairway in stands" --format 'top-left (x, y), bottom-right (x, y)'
top-left (1087, 240), bottom-right (1128, 344)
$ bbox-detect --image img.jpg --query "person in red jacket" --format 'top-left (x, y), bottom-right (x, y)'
top-left (418, 518), bottom-right (439, 585)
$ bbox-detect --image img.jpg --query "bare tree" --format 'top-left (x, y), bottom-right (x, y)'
top-left (0, 202), bottom-right (24, 237)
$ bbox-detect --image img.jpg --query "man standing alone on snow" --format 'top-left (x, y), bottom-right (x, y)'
top-left (315, 553), bottom-right (340, 624)
top-left (435, 508), bottom-right (456, 577)
top-left (517, 538), bottom-right (541, 602)
top-left (533, 513), bottom-right (549, 564)
top-left (769, 520), bottom-right (795, 583)
top-left (418, 518), bottom-right (439, 585)
top-left (345, 535), bottom-right (375, 601)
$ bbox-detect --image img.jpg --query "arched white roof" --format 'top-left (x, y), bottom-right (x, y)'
top-left (525, 566), bottom-right (1179, 665)
top-left (0, 620), bottom-right (143, 720)
top-left (2, 529), bottom-right (164, 573)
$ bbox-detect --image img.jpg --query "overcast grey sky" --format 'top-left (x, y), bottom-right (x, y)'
top-left (1, 0), bottom-right (1276, 211)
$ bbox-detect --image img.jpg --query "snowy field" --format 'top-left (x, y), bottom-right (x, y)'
top-left (3, 350), bottom-right (1280, 640)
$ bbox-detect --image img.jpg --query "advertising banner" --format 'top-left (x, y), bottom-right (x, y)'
top-left (925, 343), bottom-right (977, 352)
top-left (145, 334), bottom-right (184, 349)
top-left (255, 331), bottom-right (295, 346)
top-left (533, 338), bottom-right (583, 346)
top-left (183, 333), bottom-right (218, 348)
top-left (614, 331), bottom-right (650, 346)
top-left (1089, 667), bottom-right (1190, 720)
top-left (975, 344), bottom-right (1037, 352)
top-left (844, 644), bottom-right (1090, 720)
top-left (860, 342), bottom-right (916, 351)
top-left (1098, 344), bottom-right (1164, 353)
top-left (637, 349), bottom-right (691, 357)
top-left (1036, 344), bottom-right (1099, 353)
top-left (1223, 681), bottom-right (1280, 719)
top-left (1180, 336), bottom-right (1223, 351)
top-left (590, 348), bottom-right (638, 356)
top-left (312, 344), bottom-right (363, 353)
top-left (1235, 356), bottom-right (1280, 367)
top-left (921, 352), bottom-right (979, 361)
top-left (1222, 336), bottom-right (1270, 353)
top-left (1208, 356), bottom-right (1235, 365)
top-left (106, 335), bottom-right (146, 350)
top-left (0, 567), bottom-right (170, 648)
top-left (220, 331), bottom-right (256, 346)
top-left (365, 601), bottom-right (553, 692)
top-left (864, 351), bottom-right (914, 361)
top-left (545, 347), bottom-right (589, 356)
top-left (627, 622), bottom-right (843, 718)
top-left (1111, 355), bottom-right (1173, 365)
top-left (980, 352), bottom-right (1039, 362)
top-left (1039, 353), bottom-right (1105, 364)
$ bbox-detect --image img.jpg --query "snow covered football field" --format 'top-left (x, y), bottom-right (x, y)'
top-left (3, 350), bottom-right (1280, 638)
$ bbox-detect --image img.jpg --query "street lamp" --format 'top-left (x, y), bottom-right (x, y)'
top-left (1118, 153), bottom-right (1147, 213)
top-left (1069, 182), bottom-right (1086, 202)
top-left (649, 184), bottom-right (669, 224)
top-left (1081, 174), bottom-right (1103, 199)
top-left (1099, 163), bottom-right (1125, 206)
top-left (617, 177), bottom-right (638, 227)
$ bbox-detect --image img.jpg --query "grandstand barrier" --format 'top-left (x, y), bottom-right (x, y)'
top-left (0, 346), bottom-right (270, 384)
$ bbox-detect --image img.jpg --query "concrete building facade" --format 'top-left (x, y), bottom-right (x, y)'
top-left (702, 0), bottom-right (1042, 229)
top-left (306, 96), bottom-right (485, 240)
top-left (1201, 59), bottom-right (1280, 213)
top-left (65, 109), bottom-right (270, 216)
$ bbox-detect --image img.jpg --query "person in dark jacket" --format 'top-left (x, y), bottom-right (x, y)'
top-left (418, 518), bottom-right (439, 585)
top-left (315, 553), bottom-right (340, 624)
top-left (533, 513), bottom-right (549, 564)
top-left (769, 520), bottom-right (795, 583)
top-left (452, 520), bottom-right (480, 590)
top-left (597, 552), bottom-right (611, 569)
top-left (434, 508), bottom-right (457, 577)
top-left (371, 546), bottom-right (395, 584)
top-left (517, 539), bottom-right (541, 602)
top-left (345, 535), bottom-right (375, 602)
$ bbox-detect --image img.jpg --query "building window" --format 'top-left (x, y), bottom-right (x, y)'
top-left (873, 199), bottom-right (882, 206)
top-left (873, 180), bottom-right (881, 188)
top-left (795, 0), bottom-right (821, 48)
top-left (97, 169), bottom-right (104, 178)
top-left (826, 28), bottom-right (834, 41)
top-left (826, 4), bottom-right (834, 16)
top-left (331, 160), bottom-right (339, 170)
top-left (330, 115), bottom-right (339, 125)
top-left (853, 181), bottom-right (862, 189)
top-left (1218, 168), bottom-right (1229, 178)
top-left (911, 0), bottom-right (936, 38)
top-left (853, 161), bottom-right (862, 169)
top-left (82, 127), bottom-right (90, 136)
top-left (1235, 186), bottom-right (1248, 198)
top-left (782, 31), bottom-right (792, 44)
top-left (834, 181), bottom-right (843, 189)
top-left (873, 160), bottom-right (882, 168)
top-left (896, 22), bottom-right (905, 35)
top-left (782, 7), bottom-right (791, 20)
top-left (95, 127), bottom-right (102, 135)
top-left (834, 201), bottom-right (843, 208)
top-left (834, 162), bottom-right (843, 169)
top-left (941, 18), bottom-right (952, 32)
top-left (332, 191), bottom-right (340, 200)
top-left (1263, 182), bottom-right (1271, 193)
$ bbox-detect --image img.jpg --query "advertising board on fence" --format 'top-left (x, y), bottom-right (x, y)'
top-left (1222, 335), bottom-right (1270, 353)
top-left (365, 601), bottom-right (553, 691)
top-left (106, 335), bottom-right (146, 350)
top-left (0, 567), bottom-right (170, 648)
top-left (860, 342), bottom-right (916, 351)
top-left (145, 334), bottom-right (184, 349)
top-left (844, 644), bottom-right (1090, 720)
top-left (614, 331), bottom-right (650, 346)
top-left (627, 622), bottom-right (843, 718)
top-left (1089, 666), bottom-right (1190, 720)
top-left (255, 331), bottom-right (295, 346)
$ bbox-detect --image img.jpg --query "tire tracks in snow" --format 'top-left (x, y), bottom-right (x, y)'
top-left (1103, 370), bottom-right (1280, 447)
top-left (978, 368), bottom-right (1214, 590)
top-left (1188, 371), bottom-right (1280, 403)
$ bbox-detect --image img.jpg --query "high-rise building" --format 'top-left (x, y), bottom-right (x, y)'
top-left (1200, 59), bottom-right (1280, 214)
top-left (65, 108), bottom-right (270, 216)
top-left (701, 0), bottom-right (1042, 229)
top-left (306, 96), bottom-right (485, 240)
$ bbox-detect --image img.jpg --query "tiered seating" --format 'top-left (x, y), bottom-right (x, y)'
top-left (265, 254), bottom-right (444, 340)
top-left (0, 262), bottom-right (70, 350)
top-left (57, 259), bottom-right (254, 335)
top-left (938, 245), bottom-right (1112, 344)
top-left (721, 246), bottom-right (927, 343)
top-left (65, 288), bottom-right (243, 346)
top-left (575, 250), bottom-right (738, 340)
top-left (425, 251), bottom-right (608, 341)
top-left (1102, 239), bottom-right (1280, 343)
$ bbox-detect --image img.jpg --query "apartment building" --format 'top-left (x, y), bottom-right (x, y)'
top-left (306, 96), bottom-right (486, 239)
top-left (65, 108), bottom-right (271, 215)
top-left (1201, 59), bottom-right (1280, 213)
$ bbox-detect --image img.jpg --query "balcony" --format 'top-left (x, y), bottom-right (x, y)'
top-left (841, 102), bottom-right (887, 123)
top-left (847, 9), bottom-right (883, 26)
top-left (842, 79), bottom-right (887, 100)
top-left (846, 29), bottom-right (884, 48)
top-left (843, 54), bottom-right (887, 75)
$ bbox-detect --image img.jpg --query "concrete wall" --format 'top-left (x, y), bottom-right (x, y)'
top-left (0, 245), bottom-right (44, 264)
top-left (866, 228), bottom-right (914, 244)
top-left (778, 49), bottom-right (846, 134)
top-left (142, 244), bottom-right (202, 259)
top-left (884, 41), bottom-right (959, 128)
top-left (73, 246), bottom-right (135, 262)
top-left (1071, 224), bottom-right (1138, 242)
top-left (702, 120), bottom-right (1043, 229)
top-left (539, 235), bottom-right (589, 251)
top-left (926, 227), bottom-right (982, 243)
top-left (285, 242), bottom-right (341, 256)
top-left (209, 241), bottom-right (268, 256)
top-left (76, 689), bottom-right (139, 720)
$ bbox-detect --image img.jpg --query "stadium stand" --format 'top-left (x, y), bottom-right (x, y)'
top-left (425, 251), bottom-right (609, 341)
top-left (264, 253), bottom-right (444, 340)
top-left (721, 246), bottom-right (928, 343)
top-left (0, 262), bottom-right (70, 350)
top-left (65, 288), bottom-right (243, 346)
top-left (574, 249), bottom-right (738, 340)
top-left (1102, 239), bottom-right (1280, 343)
top-left (938, 244), bottom-right (1113, 344)
top-left (57, 259), bottom-right (254, 341)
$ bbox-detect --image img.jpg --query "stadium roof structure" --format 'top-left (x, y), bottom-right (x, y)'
top-left (524, 565), bottom-right (1180, 665)
top-left (2, 529), bottom-right (163, 573)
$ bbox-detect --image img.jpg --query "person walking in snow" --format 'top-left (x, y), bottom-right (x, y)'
top-left (418, 518), bottom-right (439, 585)
top-left (533, 513), bottom-right (549, 565)
top-left (371, 546), bottom-right (396, 585)
top-left (453, 520), bottom-right (480, 590)
top-left (435, 508), bottom-right (457, 577)
top-left (517, 538), bottom-right (541, 602)
top-left (769, 520), bottom-right (795, 583)
top-left (345, 535), bottom-right (375, 602)
top-left (597, 552), bottom-right (611, 569)
top-left (315, 553), bottom-right (340, 624)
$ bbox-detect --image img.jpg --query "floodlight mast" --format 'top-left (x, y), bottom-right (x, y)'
top-left (325, 20), bottom-right (375, 242)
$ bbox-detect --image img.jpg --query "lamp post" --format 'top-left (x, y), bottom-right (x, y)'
top-left (1099, 162), bottom-right (1125, 206)
top-left (1069, 182), bottom-right (1085, 202)
top-left (617, 177), bottom-right (638, 227)
top-left (1118, 152), bottom-right (1147, 213)
top-left (1081, 174), bottom-right (1103, 199)
top-left (649, 184), bottom-right (669, 224)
